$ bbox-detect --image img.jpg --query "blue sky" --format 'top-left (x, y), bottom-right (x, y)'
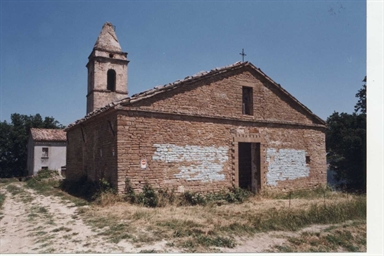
top-left (0, 0), bottom-right (366, 126)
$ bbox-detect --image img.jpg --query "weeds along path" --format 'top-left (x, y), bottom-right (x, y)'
top-left (0, 182), bottom-right (142, 253)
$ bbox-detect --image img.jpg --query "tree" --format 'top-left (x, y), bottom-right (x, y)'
top-left (354, 76), bottom-right (366, 114)
top-left (326, 78), bottom-right (366, 192)
top-left (0, 113), bottom-right (64, 178)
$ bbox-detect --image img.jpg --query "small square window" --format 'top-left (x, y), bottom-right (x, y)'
top-left (306, 156), bottom-right (311, 164)
top-left (42, 148), bottom-right (49, 159)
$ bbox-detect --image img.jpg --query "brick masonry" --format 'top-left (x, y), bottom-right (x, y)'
top-left (67, 51), bottom-right (327, 194)
top-left (113, 110), bottom-right (326, 194)
top-left (86, 22), bottom-right (129, 114)
top-left (66, 111), bottom-right (118, 188)
top-left (130, 69), bottom-right (321, 126)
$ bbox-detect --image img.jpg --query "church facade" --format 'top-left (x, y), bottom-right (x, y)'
top-left (65, 23), bottom-right (327, 194)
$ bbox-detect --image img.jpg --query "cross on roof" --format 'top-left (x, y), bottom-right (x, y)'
top-left (240, 48), bottom-right (246, 62)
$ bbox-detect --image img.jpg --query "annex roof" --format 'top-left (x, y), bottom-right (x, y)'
top-left (30, 128), bottom-right (66, 142)
top-left (66, 61), bottom-right (325, 130)
top-left (93, 22), bottom-right (122, 52)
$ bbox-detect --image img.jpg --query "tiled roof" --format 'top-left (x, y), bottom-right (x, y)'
top-left (66, 61), bottom-right (325, 130)
top-left (30, 128), bottom-right (66, 142)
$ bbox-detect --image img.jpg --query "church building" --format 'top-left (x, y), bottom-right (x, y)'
top-left (65, 22), bottom-right (327, 194)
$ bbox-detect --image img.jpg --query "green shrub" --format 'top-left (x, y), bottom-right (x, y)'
top-left (122, 182), bottom-right (251, 207)
top-left (96, 178), bottom-right (115, 194)
top-left (227, 186), bottom-right (252, 203)
top-left (35, 169), bottom-right (59, 180)
top-left (157, 187), bottom-right (176, 207)
top-left (136, 183), bottom-right (158, 208)
top-left (195, 234), bottom-right (236, 248)
top-left (123, 177), bottom-right (136, 203)
top-left (180, 191), bottom-right (207, 206)
top-left (60, 176), bottom-right (115, 202)
top-left (60, 175), bottom-right (95, 201)
top-left (179, 187), bottom-right (252, 206)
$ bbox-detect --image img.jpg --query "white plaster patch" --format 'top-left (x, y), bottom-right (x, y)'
top-left (266, 148), bottom-right (309, 186)
top-left (152, 144), bottom-right (228, 182)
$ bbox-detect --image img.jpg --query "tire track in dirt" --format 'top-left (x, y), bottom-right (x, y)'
top-left (0, 187), bottom-right (35, 253)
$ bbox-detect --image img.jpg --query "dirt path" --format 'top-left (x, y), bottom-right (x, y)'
top-left (0, 187), bottom-right (35, 253)
top-left (0, 183), bottom-right (173, 253)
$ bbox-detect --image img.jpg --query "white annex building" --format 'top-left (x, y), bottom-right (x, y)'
top-left (27, 128), bottom-right (67, 176)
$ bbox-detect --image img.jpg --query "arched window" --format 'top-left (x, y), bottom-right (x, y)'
top-left (107, 69), bottom-right (116, 91)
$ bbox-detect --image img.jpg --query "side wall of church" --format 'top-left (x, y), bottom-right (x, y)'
top-left (66, 112), bottom-right (118, 187)
top-left (115, 111), bottom-right (326, 194)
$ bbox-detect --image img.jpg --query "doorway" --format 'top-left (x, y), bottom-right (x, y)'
top-left (238, 142), bottom-right (261, 193)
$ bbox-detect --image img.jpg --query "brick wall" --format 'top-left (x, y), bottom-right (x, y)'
top-left (86, 49), bottom-right (128, 114)
top-left (131, 69), bottom-right (320, 125)
top-left (116, 112), bottom-right (233, 193)
top-left (66, 112), bottom-right (118, 187)
top-left (115, 111), bottom-right (326, 194)
top-left (66, 127), bottom-right (85, 181)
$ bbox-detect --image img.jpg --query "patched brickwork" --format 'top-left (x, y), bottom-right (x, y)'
top-left (266, 148), bottom-right (310, 186)
top-left (112, 110), bottom-right (326, 194)
top-left (116, 113), bottom-right (234, 193)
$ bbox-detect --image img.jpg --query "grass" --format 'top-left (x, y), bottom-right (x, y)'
top-left (1, 173), bottom-right (366, 252)
top-left (263, 186), bottom-right (334, 200)
top-left (75, 190), bottom-right (365, 252)
top-left (212, 195), bottom-right (366, 238)
top-left (51, 226), bottom-right (72, 232)
top-left (79, 211), bottom-right (136, 244)
top-left (273, 221), bottom-right (366, 252)
top-left (5, 184), bottom-right (24, 195)
top-left (139, 249), bottom-right (157, 253)
top-left (27, 205), bottom-right (56, 227)
top-left (249, 196), bottom-right (365, 232)
top-left (19, 192), bottom-right (34, 203)
top-left (0, 178), bottom-right (17, 185)
top-left (24, 171), bottom-right (88, 207)
top-left (0, 192), bottom-right (5, 208)
top-left (0, 192), bottom-right (4, 220)
top-left (195, 234), bottom-right (235, 248)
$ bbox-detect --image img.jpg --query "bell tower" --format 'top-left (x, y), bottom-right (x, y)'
top-left (86, 22), bottom-right (129, 114)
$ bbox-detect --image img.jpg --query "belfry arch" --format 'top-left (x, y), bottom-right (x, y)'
top-left (107, 69), bottom-right (116, 91)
